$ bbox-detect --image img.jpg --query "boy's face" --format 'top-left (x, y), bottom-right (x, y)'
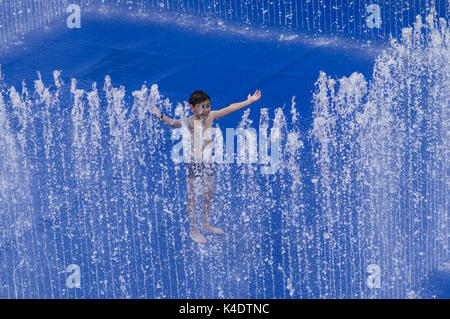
top-left (190, 99), bottom-right (211, 118)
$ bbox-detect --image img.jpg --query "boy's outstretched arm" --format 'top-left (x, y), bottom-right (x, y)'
top-left (151, 107), bottom-right (182, 128)
top-left (212, 90), bottom-right (262, 120)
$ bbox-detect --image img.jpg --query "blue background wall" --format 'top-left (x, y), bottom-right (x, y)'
top-left (1, 0), bottom-right (449, 47)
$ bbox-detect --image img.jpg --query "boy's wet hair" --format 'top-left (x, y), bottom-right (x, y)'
top-left (189, 90), bottom-right (210, 106)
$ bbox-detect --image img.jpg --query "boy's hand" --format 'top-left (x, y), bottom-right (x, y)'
top-left (247, 90), bottom-right (262, 103)
top-left (151, 107), bottom-right (161, 117)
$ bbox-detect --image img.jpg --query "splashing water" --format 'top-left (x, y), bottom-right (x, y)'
top-left (0, 12), bottom-right (448, 298)
top-left (310, 12), bottom-right (448, 298)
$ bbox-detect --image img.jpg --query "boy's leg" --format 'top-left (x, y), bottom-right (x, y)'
top-left (201, 174), bottom-right (224, 235)
top-left (186, 176), bottom-right (197, 227)
top-left (187, 176), bottom-right (207, 244)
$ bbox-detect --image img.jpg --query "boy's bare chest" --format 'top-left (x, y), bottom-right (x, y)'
top-left (187, 118), bottom-right (214, 144)
top-left (187, 117), bottom-right (213, 133)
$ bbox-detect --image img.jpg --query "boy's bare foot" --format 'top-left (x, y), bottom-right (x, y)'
top-left (201, 224), bottom-right (225, 235)
top-left (190, 229), bottom-right (207, 244)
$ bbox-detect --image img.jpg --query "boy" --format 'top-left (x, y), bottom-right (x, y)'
top-left (152, 89), bottom-right (262, 244)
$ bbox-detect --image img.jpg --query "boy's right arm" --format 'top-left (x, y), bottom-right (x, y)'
top-left (160, 114), bottom-right (182, 128)
top-left (152, 107), bottom-right (182, 128)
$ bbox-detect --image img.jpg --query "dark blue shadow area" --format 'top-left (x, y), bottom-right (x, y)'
top-left (418, 269), bottom-right (450, 298)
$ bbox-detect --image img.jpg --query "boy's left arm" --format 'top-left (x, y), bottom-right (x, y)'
top-left (212, 90), bottom-right (261, 120)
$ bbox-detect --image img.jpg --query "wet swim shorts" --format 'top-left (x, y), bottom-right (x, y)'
top-left (185, 162), bottom-right (215, 178)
